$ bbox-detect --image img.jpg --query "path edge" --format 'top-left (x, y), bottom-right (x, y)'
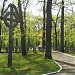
top-left (42, 59), bottom-right (62, 75)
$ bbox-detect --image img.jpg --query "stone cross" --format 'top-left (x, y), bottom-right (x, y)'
top-left (3, 4), bottom-right (19, 67)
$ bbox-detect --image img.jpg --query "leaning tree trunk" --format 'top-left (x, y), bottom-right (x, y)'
top-left (45, 0), bottom-right (52, 59)
top-left (61, 0), bottom-right (64, 52)
top-left (18, 0), bottom-right (26, 56)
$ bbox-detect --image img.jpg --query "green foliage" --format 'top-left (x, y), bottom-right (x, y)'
top-left (0, 12), bottom-right (43, 49)
top-left (25, 13), bottom-right (43, 47)
top-left (52, 11), bottom-right (75, 51)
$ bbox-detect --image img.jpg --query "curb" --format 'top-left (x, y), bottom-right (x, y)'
top-left (60, 52), bottom-right (75, 57)
top-left (56, 51), bottom-right (75, 57)
top-left (42, 59), bottom-right (62, 75)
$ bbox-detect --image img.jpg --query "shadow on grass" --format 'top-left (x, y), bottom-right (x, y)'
top-left (11, 54), bottom-right (55, 75)
top-left (0, 52), bottom-right (59, 75)
top-left (10, 67), bottom-right (32, 75)
top-left (22, 53), bottom-right (58, 74)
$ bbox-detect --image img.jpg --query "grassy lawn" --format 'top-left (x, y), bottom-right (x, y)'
top-left (66, 51), bottom-right (75, 56)
top-left (0, 50), bottom-right (59, 75)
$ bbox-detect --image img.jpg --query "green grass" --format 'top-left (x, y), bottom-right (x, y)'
top-left (66, 51), bottom-right (75, 56)
top-left (0, 50), bottom-right (59, 75)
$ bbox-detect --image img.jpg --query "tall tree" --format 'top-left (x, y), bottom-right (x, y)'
top-left (42, 0), bottom-right (46, 49)
top-left (18, 0), bottom-right (26, 56)
top-left (0, 0), bottom-right (7, 52)
top-left (45, 0), bottom-right (52, 59)
top-left (61, 0), bottom-right (64, 52)
top-left (52, 7), bottom-right (61, 51)
top-left (0, 22), bottom-right (1, 52)
top-left (23, 0), bottom-right (29, 51)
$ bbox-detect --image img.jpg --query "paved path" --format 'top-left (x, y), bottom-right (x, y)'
top-left (52, 51), bottom-right (75, 75)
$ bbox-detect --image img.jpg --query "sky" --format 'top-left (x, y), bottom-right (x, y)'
top-left (0, 0), bottom-right (43, 16)
top-left (26, 0), bottom-right (43, 16)
top-left (0, 0), bottom-right (75, 16)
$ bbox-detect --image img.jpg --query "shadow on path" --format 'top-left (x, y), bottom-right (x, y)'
top-left (55, 60), bottom-right (75, 66)
top-left (52, 51), bottom-right (75, 75)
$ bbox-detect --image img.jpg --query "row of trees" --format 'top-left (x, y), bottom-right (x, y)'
top-left (52, 0), bottom-right (75, 52)
top-left (0, 0), bottom-right (75, 60)
top-left (45, 0), bottom-right (75, 58)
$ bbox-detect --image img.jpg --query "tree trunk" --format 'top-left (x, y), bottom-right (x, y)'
top-left (42, 0), bottom-right (46, 49)
top-left (55, 24), bottom-right (57, 50)
top-left (0, 23), bottom-right (1, 52)
top-left (18, 0), bottom-right (26, 56)
top-left (45, 0), bottom-right (52, 59)
top-left (27, 37), bottom-right (30, 50)
top-left (61, 0), bottom-right (64, 52)
top-left (24, 5), bottom-right (26, 52)
top-left (15, 38), bottom-right (18, 53)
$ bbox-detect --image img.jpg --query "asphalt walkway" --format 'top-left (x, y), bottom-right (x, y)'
top-left (52, 51), bottom-right (75, 75)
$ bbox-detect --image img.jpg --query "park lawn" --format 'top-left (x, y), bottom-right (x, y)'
top-left (66, 51), bottom-right (75, 56)
top-left (0, 50), bottom-right (59, 75)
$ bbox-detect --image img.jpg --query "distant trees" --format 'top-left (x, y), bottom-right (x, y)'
top-left (0, 0), bottom-right (75, 61)
top-left (52, 0), bottom-right (75, 52)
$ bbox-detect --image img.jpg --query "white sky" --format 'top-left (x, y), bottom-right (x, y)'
top-left (26, 0), bottom-right (43, 16)
top-left (0, 0), bottom-right (43, 16)
top-left (0, 0), bottom-right (75, 16)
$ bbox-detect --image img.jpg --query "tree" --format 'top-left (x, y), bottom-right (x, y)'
top-left (23, 0), bottom-right (29, 51)
top-left (42, 0), bottom-right (46, 49)
top-left (18, 0), bottom-right (26, 56)
top-left (61, 0), bottom-right (64, 52)
top-left (45, 0), bottom-right (52, 59)
top-left (0, 22), bottom-right (1, 52)
top-left (26, 13), bottom-right (42, 49)
top-left (0, 0), bottom-right (7, 52)
top-left (52, 8), bottom-right (60, 51)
